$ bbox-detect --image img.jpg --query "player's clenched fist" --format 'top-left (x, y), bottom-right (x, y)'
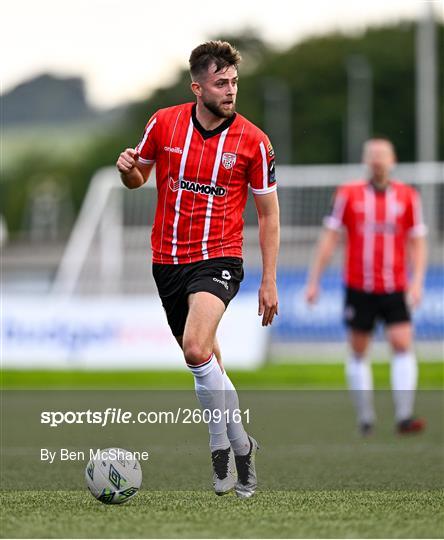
top-left (116, 148), bottom-right (139, 173)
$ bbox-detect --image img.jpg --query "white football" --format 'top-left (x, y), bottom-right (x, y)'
top-left (85, 447), bottom-right (142, 504)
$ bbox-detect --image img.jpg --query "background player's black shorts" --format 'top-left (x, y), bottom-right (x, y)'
top-left (152, 257), bottom-right (244, 337)
top-left (344, 287), bottom-right (411, 332)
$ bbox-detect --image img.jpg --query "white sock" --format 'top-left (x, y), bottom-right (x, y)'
top-left (222, 371), bottom-right (250, 456)
top-left (187, 354), bottom-right (230, 451)
top-left (391, 350), bottom-right (418, 422)
top-left (345, 354), bottom-right (375, 425)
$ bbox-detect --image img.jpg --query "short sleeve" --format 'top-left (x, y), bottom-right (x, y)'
top-left (248, 137), bottom-right (277, 195)
top-left (323, 186), bottom-right (348, 230)
top-left (135, 114), bottom-right (158, 164)
top-left (406, 188), bottom-right (427, 237)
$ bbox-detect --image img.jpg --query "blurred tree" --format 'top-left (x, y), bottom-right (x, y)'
top-left (126, 22), bottom-right (443, 164)
top-left (2, 22), bottom-right (443, 235)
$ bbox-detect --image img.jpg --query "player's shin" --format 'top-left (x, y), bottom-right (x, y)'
top-left (222, 371), bottom-right (250, 456)
top-left (187, 354), bottom-right (230, 451)
top-left (391, 350), bottom-right (418, 422)
top-left (346, 354), bottom-right (375, 427)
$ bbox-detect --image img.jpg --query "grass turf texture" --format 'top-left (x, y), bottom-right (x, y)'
top-left (1, 361), bottom-right (443, 389)
top-left (1, 490), bottom-right (443, 538)
top-left (1, 363), bottom-right (443, 538)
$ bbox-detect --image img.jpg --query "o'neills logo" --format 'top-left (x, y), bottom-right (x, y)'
top-left (171, 179), bottom-right (226, 197)
top-left (164, 146), bottom-right (183, 154)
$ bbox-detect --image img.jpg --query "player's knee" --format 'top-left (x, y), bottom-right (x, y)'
top-left (390, 340), bottom-right (411, 354)
top-left (389, 331), bottom-right (411, 353)
top-left (348, 330), bottom-right (371, 357)
top-left (350, 342), bottom-right (369, 357)
top-left (183, 341), bottom-right (212, 366)
top-left (349, 352), bottom-right (366, 362)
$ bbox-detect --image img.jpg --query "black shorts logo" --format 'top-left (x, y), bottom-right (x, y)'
top-left (344, 305), bottom-right (355, 321)
top-left (222, 270), bottom-right (231, 280)
top-left (212, 277), bottom-right (229, 290)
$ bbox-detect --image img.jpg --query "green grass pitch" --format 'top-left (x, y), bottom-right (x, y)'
top-left (2, 360), bottom-right (443, 389)
top-left (1, 362), bottom-right (443, 538)
top-left (1, 490), bottom-right (443, 538)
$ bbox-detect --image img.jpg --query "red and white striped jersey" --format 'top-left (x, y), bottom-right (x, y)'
top-left (136, 102), bottom-right (276, 264)
top-left (324, 180), bottom-right (427, 293)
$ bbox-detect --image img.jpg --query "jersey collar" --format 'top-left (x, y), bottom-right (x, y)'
top-left (191, 104), bottom-right (236, 140)
top-left (367, 178), bottom-right (392, 192)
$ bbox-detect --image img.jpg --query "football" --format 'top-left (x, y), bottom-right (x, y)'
top-left (85, 447), bottom-right (142, 504)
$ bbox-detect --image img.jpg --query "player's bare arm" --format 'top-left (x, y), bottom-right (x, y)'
top-left (254, 191), bottom-right (280, 326)
top-left (407, 235), bottom-right (427, 307)
top-left (305, 228), bottom-right (340, 304)
top-left (116, 148), bottom-right (154, 189)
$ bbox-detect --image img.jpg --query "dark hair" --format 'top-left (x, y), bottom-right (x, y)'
top-left (189, 40), bottom-right (241, 80)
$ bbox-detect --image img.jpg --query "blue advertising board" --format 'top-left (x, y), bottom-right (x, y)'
top-left (240, 267), bottom-right (443, 342)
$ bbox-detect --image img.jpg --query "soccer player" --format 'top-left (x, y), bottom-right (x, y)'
top-left (305, 138), bottom-right (427, 435)
top-left (116, 41), bottom-right (279, 497)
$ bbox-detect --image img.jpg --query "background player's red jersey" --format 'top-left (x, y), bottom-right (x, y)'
top-left (325, 180), bottom-right (427, 293)
top-left (136, 103), bottom-right (276, 264)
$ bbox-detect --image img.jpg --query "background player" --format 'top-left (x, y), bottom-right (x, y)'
top-left (116, 41), bottom-right (279, 497)
top-left (305, 138), bottom-right (427, 435)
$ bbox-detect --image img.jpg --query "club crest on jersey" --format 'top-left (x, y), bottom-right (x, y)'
top-left (222, 152), bottom-right (237, 170)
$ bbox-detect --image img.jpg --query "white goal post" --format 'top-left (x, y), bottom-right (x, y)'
top-left (46, 162), bottom-right (443, 363)
top-left (52, 162), bottom-right (443, 297)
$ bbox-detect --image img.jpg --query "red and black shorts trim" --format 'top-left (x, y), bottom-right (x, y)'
top-left (152, 257), bottom-right (244, 337)
top-left (344, 287), bottom-right (411, 332)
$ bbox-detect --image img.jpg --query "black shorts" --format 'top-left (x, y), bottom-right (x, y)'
top-left (152, 257), bottom-right (244, 337)
top-left (344, 287), bottom-right (411, 332)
